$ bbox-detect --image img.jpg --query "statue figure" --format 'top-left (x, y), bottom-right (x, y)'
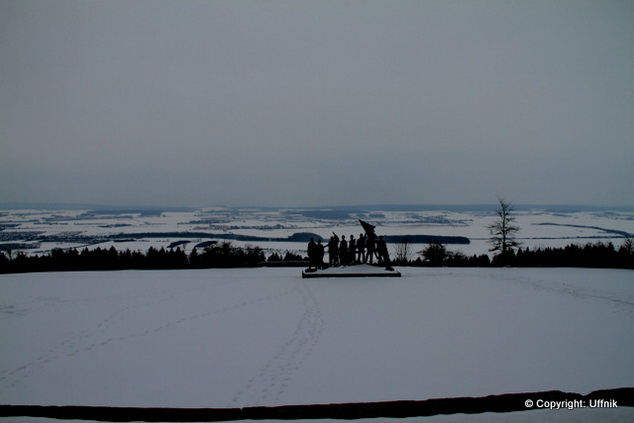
top-left (339, 235), bottom-right (348, 266)
top-left (356, 233), bottom-right (366, 263)
top-left (316, 239), bottom-right (325, 269)
top-left (348, 235), bottom-right (356, 265)
top-left (307, 238), bottom-right (318, 271)
top-left (328, 234), bottom-right (339, 267)
top-left (359, 220), bottom-right (392, 268)
top-left (377, 235), bottom-right (394, 271)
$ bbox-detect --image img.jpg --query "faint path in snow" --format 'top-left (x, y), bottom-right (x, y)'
top-left (499, 271), bottom-right (634, 310)
top-left (442, 269), bottom-right (634, 315)
top-left (0, 282), bottom-right (298, 397)
top-left (231, 279), bottom-right (324, 407)
top-left (0, 286), bottom-right (186, 395)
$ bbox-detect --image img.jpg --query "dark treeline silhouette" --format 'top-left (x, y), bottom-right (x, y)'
top-left (401, 241), bottom-right (633, 269)
top-left (0, 242), bottom-right (270, 274)
top-left (508, 242), bottom-right (634, 269)
top-left (1, 240), bottom-right (632, 274)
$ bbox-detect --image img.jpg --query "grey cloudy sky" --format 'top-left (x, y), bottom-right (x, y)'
top-left (2, 0), bottom-right (633, 207)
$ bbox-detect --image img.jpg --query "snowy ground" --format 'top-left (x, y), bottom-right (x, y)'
top-left (1, 267), bottom-right (633, 422)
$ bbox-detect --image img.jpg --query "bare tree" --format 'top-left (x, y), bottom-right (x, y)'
top-left (487, 198), bottom-right (521, 259)
top-left (393, 238), bottom-right (411, 263)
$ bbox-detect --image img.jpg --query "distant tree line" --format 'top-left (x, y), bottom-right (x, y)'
top-left (505, 241), bottom-right (634, 269)
top-left (1, 240), bottom-right (633, 274)
top-left (399, 240), bottom-right (633, 269)
top-left (0, 242), bottom-right (278, 274)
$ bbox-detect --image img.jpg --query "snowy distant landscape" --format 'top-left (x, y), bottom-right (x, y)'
top-left (1, 204), bottom-right (633, 260)
top-left (1, 205), bottom-right (633, 422)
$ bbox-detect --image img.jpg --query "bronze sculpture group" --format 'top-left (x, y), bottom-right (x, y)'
top-left (306, 220), bottom-right (393, 271)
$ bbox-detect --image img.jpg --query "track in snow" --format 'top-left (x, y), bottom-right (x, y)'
top-left (231, 279), bottom-right (324, 406)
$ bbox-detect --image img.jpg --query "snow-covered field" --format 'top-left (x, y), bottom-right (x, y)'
top-left (1, 267), bottom-right (633, 422)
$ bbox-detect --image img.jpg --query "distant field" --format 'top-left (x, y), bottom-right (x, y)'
top-left (1, 205), bottom-right (632, 259)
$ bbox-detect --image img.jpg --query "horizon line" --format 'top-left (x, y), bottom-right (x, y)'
top-left (1, 201), bottom-right (634, 212)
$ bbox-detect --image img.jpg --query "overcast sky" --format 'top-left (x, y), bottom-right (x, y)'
top-left (2, 0), bottom-right (633, 208)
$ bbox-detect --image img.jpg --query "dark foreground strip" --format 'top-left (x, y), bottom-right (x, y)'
top-left (1, 388), bottom-right (632, 422)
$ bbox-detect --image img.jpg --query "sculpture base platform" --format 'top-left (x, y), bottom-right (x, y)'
top-left (302, 264), bottom-right (401, 279)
